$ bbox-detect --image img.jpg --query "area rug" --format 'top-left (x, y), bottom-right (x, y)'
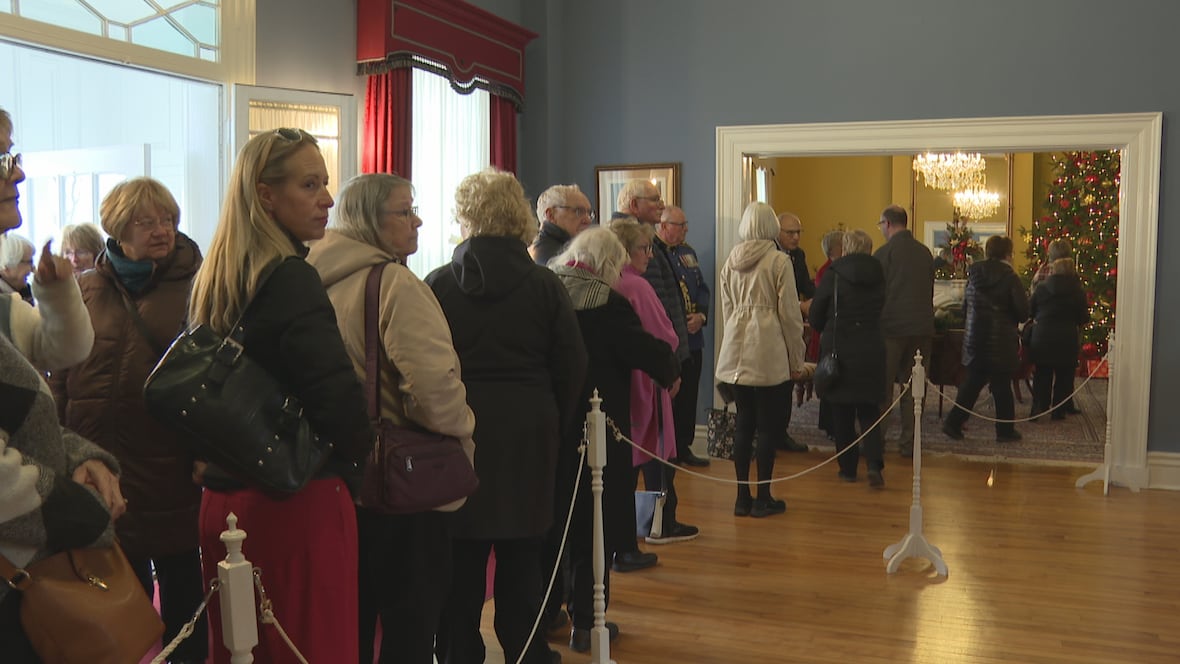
top-left (787, 377), bottom-right (1108, 464)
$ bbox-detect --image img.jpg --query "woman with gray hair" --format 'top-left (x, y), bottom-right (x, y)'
top-left (808, 229), bottom-right (887, 486)
top-left (715, 202), bottom-right (806, 517)
top-left (59, 222), bottom-right (104, 275)
top-left (1027, 239), bottom-right (1089, 420)
top-left (0, 233), bottom-right (35, 303)
top-left (427, 169), bottom-right (587, 664)
top-left (306, 172), bottom-right (476, 663)
top-left (547, 227), bottom-right (679, 651)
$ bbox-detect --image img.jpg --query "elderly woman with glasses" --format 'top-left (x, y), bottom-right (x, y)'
top-left (187, 128), bottom-right (372, 663)
top-left (1, 106), bottom-right (123, 663)
top-left (306, 173), bottom-right (476, 664)
top-left (427, 169), bottom-right (586, 664)
top-left (59, 223), bottom-right (104, 275)
top-left (48, 176), bottom-right (210, 664)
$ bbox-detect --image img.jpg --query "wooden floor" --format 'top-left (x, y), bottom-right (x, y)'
top-left (479, 451), bottom-right (1180, 663)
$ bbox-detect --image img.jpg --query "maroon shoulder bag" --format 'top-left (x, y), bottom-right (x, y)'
top-left (356, 263), bottom-right (479, 514)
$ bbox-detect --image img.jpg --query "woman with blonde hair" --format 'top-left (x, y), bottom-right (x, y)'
top-left (49, 176), bottom-right (208, 662)
top-left (188, 128), bottom-right (372, 663)
top-left (427, 169), bottom-right (586, 664)
top-left (59, 222), bottom-right (104, 274)
top-left (715, 202), bottom-right (806, 517)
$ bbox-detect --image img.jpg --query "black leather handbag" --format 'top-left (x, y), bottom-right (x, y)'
top-left (813, 274), bottom-right (841, 394)
top-left (143, 259), bottom-right (333, 495)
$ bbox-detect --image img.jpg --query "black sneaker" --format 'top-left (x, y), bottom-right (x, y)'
top-left (779, 434), bottom-right (809, 452)
top-left (941, 421), bottom-right (964, 440)
top-left (750, 497), bottom-right (787, 518)
top-left (676, 451), bottom-right (711, 467)
top-left (569, 622), bottom-right (619, 653)
top-left (996, 430), bottom-right (1023, 443)
top-left (867, 469), bottom-right (885, 488)
top-left (646, 521), bottom-right (699, 544)
top-left (612, 550), bottom-right (657, 572)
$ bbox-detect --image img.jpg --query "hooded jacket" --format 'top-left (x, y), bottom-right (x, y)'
top-left (425, 236), bottom-right (587, 540)
top-left (809, 253), bottom-right (887, 404)
top-left (1029, 270), bottom-right (1089, 368)
top-left (48, 233), bottom-right (200, 559)
top-left (306, 230), bottom-right (476, 511)
top-left (962, 258), bottom-right (1030, 373)
top-left (715, 239), bottom-right (806, 386)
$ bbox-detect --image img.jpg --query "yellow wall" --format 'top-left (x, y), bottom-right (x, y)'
top-left (769, 156), bottom-right (892, 275)
top-left (770, 153), bottom-right (1039, 274)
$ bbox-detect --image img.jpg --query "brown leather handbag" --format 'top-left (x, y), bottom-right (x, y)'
top-left (1, 543), bottom-right (164, 664)
top-left (356, 263), bottom-right (479, 514)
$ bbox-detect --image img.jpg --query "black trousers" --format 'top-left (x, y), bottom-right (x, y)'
top-left (437, 537), bottom-right (553, 664)
top-left (357, 507), bottom-right (452, 664)
top-left (732, 381), bottom-right (793, 499)
top-left (671, 349), bottom-right (704, 458)
top-left (128, 548), bottom-right (208, 662)
top-left (947, 359), bottom-right (1017, 435)
top-left (1033, 364), bottom-right (1076, 415)
top-left (831, 401), bottom-right (885, 476)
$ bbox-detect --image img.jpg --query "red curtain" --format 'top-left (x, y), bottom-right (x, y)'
top-left (362, 68), bottom-right (412, 178)
top-left (489, 93), bottom-right (517, 174)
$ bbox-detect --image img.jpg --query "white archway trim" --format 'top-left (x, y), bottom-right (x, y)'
top-left (715, 113), bottom-right (1161, 490)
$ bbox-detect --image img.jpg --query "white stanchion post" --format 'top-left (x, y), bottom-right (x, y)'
top-left (883, 351), bottom-right (949, 576)
top-left (1076, 331), bottom-right (1115, 495)
top-left (587, 391), bottom-right (616, 664)
top-left (218, 513), bottom-right (259, 663)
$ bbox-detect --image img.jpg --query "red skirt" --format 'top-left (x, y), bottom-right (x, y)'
top-left (199, 478), bottom-right (358, 664)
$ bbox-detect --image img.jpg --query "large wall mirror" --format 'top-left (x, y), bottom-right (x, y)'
top-left (715, 114), bottom-right (1161, 490)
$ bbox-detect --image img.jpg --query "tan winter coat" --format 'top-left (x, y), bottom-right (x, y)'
top-left (306, 230), bottom-right (475, 511)
top-left (715, 239), bottom-right (806, 386)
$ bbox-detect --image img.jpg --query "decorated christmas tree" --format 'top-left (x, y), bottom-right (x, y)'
top-left (1021, 150), bottom-right (1120, 357)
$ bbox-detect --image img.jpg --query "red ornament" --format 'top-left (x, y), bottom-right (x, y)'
top-left (1060, 199), bottom-right (1071, 209)
top-left (1082, 342), bottom-right (1098, 358)
top-left (1108, 267), bottom-right (1117, 277)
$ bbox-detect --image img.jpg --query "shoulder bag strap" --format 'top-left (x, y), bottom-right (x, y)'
top-left (363, 263), bottom-right (389, 421)
top-left (224, 258), bottom-right (289, 345)
top-left (831, 273), bottom-right (839, 354)
top-left (120, 292), bottom-right (166, 357)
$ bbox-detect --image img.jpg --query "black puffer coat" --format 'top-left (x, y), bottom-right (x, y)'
top-left (426, 236), bottom-right (588, 540)
top-left (961, 259), bottom-right (1029, 374)
top-left (809, 253), bottom-right (886, 404)
top-left (1029, 272), bottom-right (1089, 368)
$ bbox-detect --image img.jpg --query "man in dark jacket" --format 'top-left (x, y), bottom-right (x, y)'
top-left (776, 212), bottom-right (814, 452)
top-left (873, 205), bottom-right (934, 457)
top-left (658, 205), bottom-right (711, 467)
top-left (531, 184), bottom-right (594, 266)
top-left (942, 235), bottom-right (1029, 442)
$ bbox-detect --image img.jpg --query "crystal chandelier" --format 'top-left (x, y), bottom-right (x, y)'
top-left (953, 187), bottom-right (1002, 221)
top-left (913, 152), bottom-right (986, 191)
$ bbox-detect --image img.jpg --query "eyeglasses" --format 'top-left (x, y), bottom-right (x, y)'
top-left (132, 216), bottom-right (176, 232)
top-left (663, 220), bottom-right (687, 227)
top-left (0, 152), bottom-right (21, 181)
top-left (64, 249), bottom-right (95, 260)
top-left (635, 195), bottom-right (663, 204)
top-left (555, 205), bottom-right (595, 221)
top-left (384, 206), bottom-right (419, 218)
top-left (273, 127), bottom-right (304, 141)
top-left (781, 229), bottom-right (802, 236)
top-left (635, 244), bottom-right (653, 255)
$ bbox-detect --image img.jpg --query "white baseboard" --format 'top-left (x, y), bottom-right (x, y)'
top-left (1148, 451), bottom-right (1180, 490)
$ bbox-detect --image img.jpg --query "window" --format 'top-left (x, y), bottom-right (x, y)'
top-left (407, 68), bottom-right (489, 278)
top-left (1, 40), bottom-right (221, 251)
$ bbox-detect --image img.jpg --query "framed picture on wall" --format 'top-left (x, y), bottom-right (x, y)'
top-left (923, 220), bottom-right (1008, 253)
top-left (594, 162), bottom-right (681, 221)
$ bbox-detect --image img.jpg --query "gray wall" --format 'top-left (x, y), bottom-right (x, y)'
top-left (261, 0), bottom-right (1178, 452)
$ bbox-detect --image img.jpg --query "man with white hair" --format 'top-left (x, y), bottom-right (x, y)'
top-left (531, 184), bottom-right (594, 265)
top-left (775, 211), bottom-right (814, 453)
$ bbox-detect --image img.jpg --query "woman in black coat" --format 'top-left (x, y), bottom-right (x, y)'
top-left (942, 235), bottom-right (1030, 442)
top-left (809, 229), bottom-right (887, 486)
top-left (1028, 240), bottom-right (1090, 420)
top-left (427, 170), bottom-right (588, 664)
top-left (548, 227), bottom-right (679, 651)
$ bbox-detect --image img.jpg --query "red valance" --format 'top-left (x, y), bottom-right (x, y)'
top-left (357, 0), bottom-right (537, 109)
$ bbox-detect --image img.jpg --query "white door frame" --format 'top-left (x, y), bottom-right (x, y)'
top-left (715, 113), bottom-right (1162, 490)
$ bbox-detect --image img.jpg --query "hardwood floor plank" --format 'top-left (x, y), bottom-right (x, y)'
top-left (477, 452), bottom-right (1180, 663)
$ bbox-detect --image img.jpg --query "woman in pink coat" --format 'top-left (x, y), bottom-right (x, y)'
top-left (608, 216), bottom-right (697, 546)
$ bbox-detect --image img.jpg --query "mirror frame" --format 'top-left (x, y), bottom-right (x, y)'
top-left (715, 113), bottom-right (1161, 490)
